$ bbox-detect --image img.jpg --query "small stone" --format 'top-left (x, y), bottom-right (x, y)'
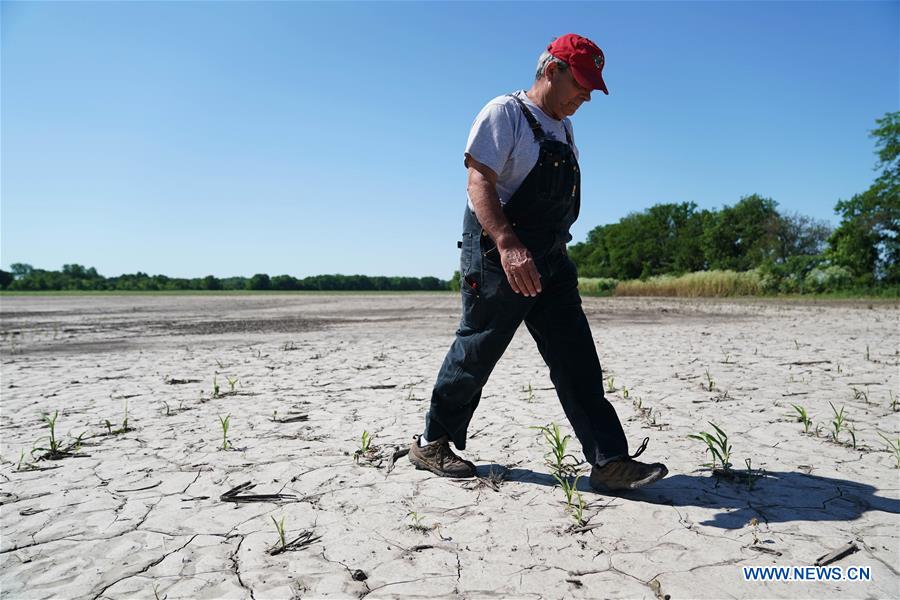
top-left (351, 569), bottom-right (368, 581)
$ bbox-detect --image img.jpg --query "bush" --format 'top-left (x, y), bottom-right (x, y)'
top-left (804, 265), bottom-right (854, 293)
top-left (614, 270), bottom-right (763, 297)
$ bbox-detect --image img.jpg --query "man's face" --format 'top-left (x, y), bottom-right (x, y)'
top-left (549, 65), bottom-right (592, 118)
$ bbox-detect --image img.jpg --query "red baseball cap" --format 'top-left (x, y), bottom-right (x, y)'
top-left (548, 33), bottom-right (608, 95)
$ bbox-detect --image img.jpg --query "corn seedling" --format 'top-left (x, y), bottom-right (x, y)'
top-left (212, 376), bottom-right (220, 398)
top-left (876, 432), bottom-right (900, 468)
top-left (688, 422), bottom-right (732, 470)
top-left (794, 339), bottom-right (800, 350)
top-left (604, 376), bottom-right (616, 393)
top-left (571, 491), bottom-right (587, 526)
top-left (622, 386), bottom-right (629, 399)
top-left (853, 387), bottom-right (869, 404)
top-left (849, 425), bottom-right (857, 450)
top-left (704, 369), bottom-right (715, 392)
top-left (553, 471), bottom-right (583, 508)
top-left (531, 422), bottom-right (580, 478)
top-left (42, 411), bottom-right (61, 454)
top-left (814, 422), bottom-right (823, 438)
top-left (219, 414), bottom-right (232, 450)
top-left (791, 404), bottom-right (812, 434)
top-left (524, 382), bottom-right (534, 403)
top-left (407, 511), bottom-right (430, 533)
top-left (226, 376), bottom-right (238, 393)
top-left (829, 402), bottom-right (846, 442)
top-left (744, 458), bottom-right (760, 491)
top-left (865, 345), bottom-right (871, 361)
top-left (354, 430), bottom-right (373, 462)
top-left (890, 390), bottom-right (898, 412)
top-left (16, 449), bottom-right (38, 472)
top-left (31, 411), bottom-right (85, 461)
top-left (271, 515), bottom-right (287, 551)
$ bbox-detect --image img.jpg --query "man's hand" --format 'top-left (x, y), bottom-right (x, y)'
top-left (499, 243), bottom-right (542, 296)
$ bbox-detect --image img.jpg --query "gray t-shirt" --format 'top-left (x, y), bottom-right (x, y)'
top-left (464, 90), bottom-right (577, 207)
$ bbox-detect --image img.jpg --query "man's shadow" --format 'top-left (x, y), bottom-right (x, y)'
top-left (476, 465), bottom-right (900, 530)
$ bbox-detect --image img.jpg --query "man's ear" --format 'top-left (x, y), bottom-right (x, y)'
top-left (544, 61), bottom-right (559, 80)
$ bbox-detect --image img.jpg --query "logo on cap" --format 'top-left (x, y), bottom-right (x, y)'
top-left (593, 55), bottom-right (603, 70)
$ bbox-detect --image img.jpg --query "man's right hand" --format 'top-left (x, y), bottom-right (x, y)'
top-left (499, 242), bottom-right (542, 297)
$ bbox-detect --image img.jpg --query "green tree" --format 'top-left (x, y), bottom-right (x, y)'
top-left (702, 194), bottom-right (781, 271)
top-left (247, 273), bottom-right (271, 290)
top-left (201, 275), bottom-right (223, 290)
top-left (827, 112), bottom-right (900, 283)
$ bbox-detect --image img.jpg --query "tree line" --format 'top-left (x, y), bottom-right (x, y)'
top-left (2, 112), bottom-right (895, 295)
top-left (0, 266), bottom-right (449, 292)
top-left (569, 112), bottom-right (898, 292)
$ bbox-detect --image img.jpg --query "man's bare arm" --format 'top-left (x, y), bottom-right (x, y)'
top-left (465, 155), bottom-right (542, 296)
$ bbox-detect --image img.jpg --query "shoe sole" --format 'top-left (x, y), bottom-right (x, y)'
top-left (408, 452), bottom-right (476, 478)
top-left (591, 465), bottom-right (668, 492)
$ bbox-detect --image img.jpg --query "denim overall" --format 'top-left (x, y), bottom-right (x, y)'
top-left (424, 94), bottom-right (629, 466)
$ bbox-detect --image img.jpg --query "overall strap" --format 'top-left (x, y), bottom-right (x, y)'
top-left (508, 93), bottom-right (575, 148)
top-left (563, 122), bottom-right (574, 147)
top-left (508, 93), bottom-right (546, 142)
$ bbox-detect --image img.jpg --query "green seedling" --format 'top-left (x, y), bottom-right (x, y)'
top-left (814, 422), bottom-right (823, 438)
top-left (622, 386), bottom-right (629, 399)
top-left (524, 382), bottom-right (534, 403)
top-left (162, 401), bottom-right (171, 416)
top-left (42, 411), bottom-right (61, 454)
top-left (407, 511), bottom-right (430, 533)
top-left (354, 430), bottom-right (373, 463)
top-left (794, 339), bottom-right (800, 350)
top-left (271, 515), bottom-right (287, 551)
top-left (790, 404), bottom-right (812, 434)
top-left (16, 449), bottom-right (37, 472)
top-left (553, 471), bottom-right (583, 508)
top-left (213, 376), bottom-right (220, 399)
top-left (688, 422), bottom-right (732, 471)
top-left (865, 345), bottom-right (870, 361)
top-left (876, 432), bottom-right (900, 468)
top-left (531, 422), bottom-right (580, 478)
top-left (829, 402), bottom-right (846, 442)
top-left (723, 352), bottom-right (732, 364)
top-left (219, 414), bottom-right (232, 450)
top-left (890, 390), bottom-right (898, 412)
top-left (744, 458), bottom-right (760, 491)
top-left (31, 411), bottom-right (85, 461)
top-left (226, 376), bottom-right (238, 393)
top-left (853, 387), bottom-right (869, 404)
top-left (634, 397), bottom-right (643, 410)
top-left (704, 369), bottom-right (715, 392)
top-left (849, 425), bottom-right (857, 450)
top-left (571, 491), bottom-right (587, 527)
top-left (604, 376), bottom-right (616, 393)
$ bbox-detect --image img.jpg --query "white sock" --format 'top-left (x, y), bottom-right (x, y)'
top-left (419, 434), bottom-right (430, 447)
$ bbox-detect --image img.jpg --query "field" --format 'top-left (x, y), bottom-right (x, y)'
top-left (1, 293), bottom-right (898, 599)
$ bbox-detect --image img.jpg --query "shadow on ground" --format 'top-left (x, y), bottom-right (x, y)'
top-left (480, 465), bottom-right (900, 529)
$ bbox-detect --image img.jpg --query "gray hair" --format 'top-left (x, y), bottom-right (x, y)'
top-left (535, 50), bottom-right (569, 80)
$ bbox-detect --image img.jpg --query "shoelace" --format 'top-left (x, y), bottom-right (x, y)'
top-left (630, 437), bottom-right (649, 459)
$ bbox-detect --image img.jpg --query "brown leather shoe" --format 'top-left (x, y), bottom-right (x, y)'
top-left (589, 437), bottom-right (667, 491)
top-left (408, 435), bottom-right (476, 478)
top-left (589, 458), bottom-right (668, 491)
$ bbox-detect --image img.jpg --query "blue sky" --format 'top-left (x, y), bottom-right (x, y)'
top-left (2, 1), bottom-right (897, 279)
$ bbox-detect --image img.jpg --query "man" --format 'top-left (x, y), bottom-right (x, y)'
top-left (409, 34), bottom-right (668, 492)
